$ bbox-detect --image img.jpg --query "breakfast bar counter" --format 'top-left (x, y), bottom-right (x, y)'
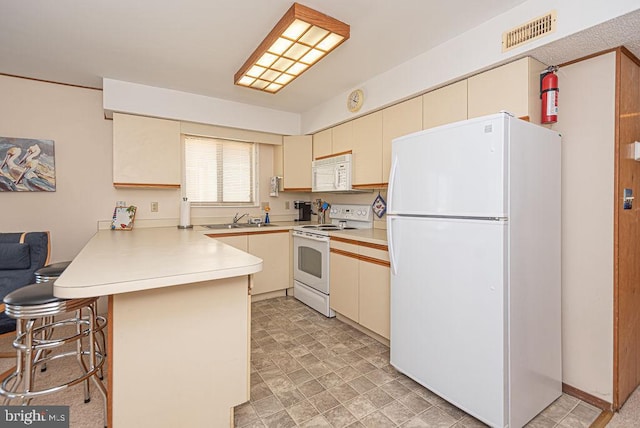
top-left (54, 227), bottom-right (262, 427)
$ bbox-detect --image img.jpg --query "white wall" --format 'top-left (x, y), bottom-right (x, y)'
top-left (301, 0), bottom-right (640, 133)
top-left (101, 2), bottom-right (639, 137)
top-left (103, 79), bottom-right (300, 136)
top-left (0, 75), bottom-right (306, 262)
top-left (0, 76), bottom-right (182, 261)
top-left (549, 52), bottom-right (616, 403)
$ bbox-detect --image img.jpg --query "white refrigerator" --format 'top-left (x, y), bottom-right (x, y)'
top-left (387, 112), bottom-right (562, 428)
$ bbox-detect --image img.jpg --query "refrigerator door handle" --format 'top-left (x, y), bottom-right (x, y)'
top-left (387, 216), bottom-right (398, 276)
top-left (388, 156), bottom-right (398, 212)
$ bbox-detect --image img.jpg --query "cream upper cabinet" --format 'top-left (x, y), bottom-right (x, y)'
top-left (248, 231), bottom-right (290, 295)
top-left (312, 128), bottom-right (332, 160)
top-left (112, 113), bottom-right (181, 188)
top-left (383, 97), bottom-right (423, 183)
top-left (283, 135), bottom-right (312, 191)
top-left (422, 80), bottom-right (468, 130)
top-left (352, 111), bottom-right (383, 186)
top-left (331, 121), bottom-right (353, 154)
top-left (467, 57), bottom-right (546, 123)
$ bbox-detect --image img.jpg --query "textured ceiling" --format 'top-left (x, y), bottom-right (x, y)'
top-left (530, 8), bottom-right (640, 67)
top-left (0, 1), bottom-right (638, 114)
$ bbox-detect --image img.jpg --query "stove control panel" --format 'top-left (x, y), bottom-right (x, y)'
top-left (329, 204), bottom-right (372, 222)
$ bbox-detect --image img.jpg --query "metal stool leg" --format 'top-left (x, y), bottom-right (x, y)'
top-left (88, 304), bottom-right (108, 427)
top-left (0, 283), bottom-right (108, 427)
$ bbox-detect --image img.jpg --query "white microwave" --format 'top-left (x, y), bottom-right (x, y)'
top-left (312, 154), bottom-right (352, 192)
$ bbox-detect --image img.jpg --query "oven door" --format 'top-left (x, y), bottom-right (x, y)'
top-left (293, 231), bottom-right (330, 294)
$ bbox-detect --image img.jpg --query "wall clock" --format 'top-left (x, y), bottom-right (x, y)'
top-left (347, 89), bottom-right (364, 112)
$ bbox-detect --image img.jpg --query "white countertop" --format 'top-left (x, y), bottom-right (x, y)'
top-left (54, 227), bottom-right (263, 298)
top-left (197, 221), bottom-right (388, 246)
top-left (328, 228), bottom-right (388, 246)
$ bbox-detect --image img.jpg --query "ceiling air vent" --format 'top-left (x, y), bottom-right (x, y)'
top-left (502, 10), bottom-right (557, 52)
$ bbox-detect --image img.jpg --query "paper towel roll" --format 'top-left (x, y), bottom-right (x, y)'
top-left (179, 198), bottom-right (192, 228)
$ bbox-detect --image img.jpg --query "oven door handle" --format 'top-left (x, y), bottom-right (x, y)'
top-left (293, 232), bottom-right (330, 242)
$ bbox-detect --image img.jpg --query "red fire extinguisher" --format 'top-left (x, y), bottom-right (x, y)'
top-left (540, 66), bottom-right (559, 124)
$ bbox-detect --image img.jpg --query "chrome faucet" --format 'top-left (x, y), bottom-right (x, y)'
top-left (233, 212), bottom-right (249, 224)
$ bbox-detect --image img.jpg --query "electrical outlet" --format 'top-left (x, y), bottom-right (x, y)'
top-left (285, 201), bottom-right (290, 210)
top-left (151, 202), bottom-right (159, 212)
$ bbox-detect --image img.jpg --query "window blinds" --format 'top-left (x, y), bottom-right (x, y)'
top-left (184, 136), bottom-right (256, 205)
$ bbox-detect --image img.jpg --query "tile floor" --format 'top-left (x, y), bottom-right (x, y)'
top-left (234, 297), bottom-right (601, 428)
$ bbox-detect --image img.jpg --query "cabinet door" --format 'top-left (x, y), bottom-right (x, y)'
top-left (352, 111), bottom-right (383, 186)
top-left (383, 98), bottom-right (423, 182)
top-left (248, 231), bottom-right (290, 295)
top-left (467, 57), bottom-right (546, 121)
top-left (422, 80), bottom-right (468, 130)
top-left (331, 121), bottom-right (353, 154)
top-left (283, 135), bottom-right (312, 191)
top-left (359, 260), bottom-right (390, 340)
top-left (313, 128), bottom-right (332, 160)
top-left (213, 235), bottom-right (248, 252)
top-left (113, 113), bottom-right (181, 188)
top-left (329, 251), bottom-right (359, 322)
top-left (273, 144), bottom-right (284, 178)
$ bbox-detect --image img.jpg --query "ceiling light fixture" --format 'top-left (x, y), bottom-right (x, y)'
top-left (234, 2), bottom-right (350, 94)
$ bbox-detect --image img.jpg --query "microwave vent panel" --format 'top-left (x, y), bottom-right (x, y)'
top-left (313, 153), bottom-right (351, 166)
top-left (502, 10), bottom-right (557, 52)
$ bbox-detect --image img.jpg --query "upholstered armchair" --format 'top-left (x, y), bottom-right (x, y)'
top-left (0, 232), bottom-right (51, 339)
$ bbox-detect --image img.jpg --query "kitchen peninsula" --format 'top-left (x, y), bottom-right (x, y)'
top-left (54, 227), bottom-right (263, 427)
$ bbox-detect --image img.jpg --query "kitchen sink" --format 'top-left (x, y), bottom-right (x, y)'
top-left (202, 224), bottom-right (241, 229)
top-left (202, 223), bottom-right (278, 229)
top-left (235, 223), bottom-right (278, 228)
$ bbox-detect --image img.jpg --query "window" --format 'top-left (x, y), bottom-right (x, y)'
top-left (184, 136), bottom-right (257, 206)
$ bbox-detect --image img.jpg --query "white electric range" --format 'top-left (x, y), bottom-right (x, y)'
top-left (292, 204), bottom-right (373, 317)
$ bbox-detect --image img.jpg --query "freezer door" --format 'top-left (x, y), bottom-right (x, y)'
top-left (389, 215), bottom-right (507, 427)
top-left (388, 114), bottom-right (507, 217)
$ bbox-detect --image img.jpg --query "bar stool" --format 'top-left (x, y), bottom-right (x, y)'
top-left (0, 282), bottom-right (107, 426)
top-left (32, 261), bottom-right (106, 374)
top-left (35, 261), bottom-right (72, 284)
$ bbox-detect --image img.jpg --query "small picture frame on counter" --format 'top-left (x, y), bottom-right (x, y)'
top-left (111, 205), bottom-right (137, 230)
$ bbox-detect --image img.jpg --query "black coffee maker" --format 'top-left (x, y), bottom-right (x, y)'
top-left (294, 200), bottom-right (312, 221)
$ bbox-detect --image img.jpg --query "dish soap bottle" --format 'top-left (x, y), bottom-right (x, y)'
top-left (264, 206), bottom-right (270, 224)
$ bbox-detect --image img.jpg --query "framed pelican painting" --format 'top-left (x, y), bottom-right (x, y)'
top-left (0, 137), bottom-right (56, 192)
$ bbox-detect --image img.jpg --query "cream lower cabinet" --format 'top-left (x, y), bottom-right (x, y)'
top-left (330, 247), bottom-right (359, 321)
top-left (112, 112), bottom-right (181, 188)
top-left (329, 237), bottom-right (390, 339)
top-left (213, 234), bottom-right (248, 251)
top-left (248, 231), bottom-right (290, 295)
top-left (209, 231), bottom-right (290, 295)
top-left (358, 247), bottom-right (390, 339)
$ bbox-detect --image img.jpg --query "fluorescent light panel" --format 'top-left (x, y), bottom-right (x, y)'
top-left (234, 2), bottom-right (350, 93)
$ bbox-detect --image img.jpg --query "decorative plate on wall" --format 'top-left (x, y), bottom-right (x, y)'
top-left (372, 192), bottom-right (386, 218)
